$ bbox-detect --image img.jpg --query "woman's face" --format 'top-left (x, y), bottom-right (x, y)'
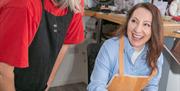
top-left (127, 7), bottom-right (152, 51)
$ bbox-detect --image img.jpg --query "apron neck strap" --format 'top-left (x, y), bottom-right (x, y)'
top-left (118, 36), bottom-right (157, 78)
top-left (119, 36), bottom-right (124, 76)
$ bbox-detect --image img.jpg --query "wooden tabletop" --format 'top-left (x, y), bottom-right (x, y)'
top-left (84, 10), bottom-right (180, 38)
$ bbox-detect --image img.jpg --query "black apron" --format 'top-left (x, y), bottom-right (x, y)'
top-left (14, 1), bottom-right (73, 91)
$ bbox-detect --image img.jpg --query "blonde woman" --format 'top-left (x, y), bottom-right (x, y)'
top-left (0, 0), bottom-right (84, 91)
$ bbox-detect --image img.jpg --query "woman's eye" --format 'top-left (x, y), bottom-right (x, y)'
top-left (131, 19), bottom-right (136, 23)
top-left (144, 23), bottom-right (151, 27)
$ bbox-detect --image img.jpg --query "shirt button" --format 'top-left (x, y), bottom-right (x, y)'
top-left (53, 24), bottom-right (57, 27)
top-left (53, 29), bottom-right (58, 32)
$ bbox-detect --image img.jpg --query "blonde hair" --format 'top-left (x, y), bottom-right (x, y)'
top-left (52, 0), bottom-right (83, 13)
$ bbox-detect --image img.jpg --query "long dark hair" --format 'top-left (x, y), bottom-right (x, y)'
top-left (119, 3), bottom-right (164, 70)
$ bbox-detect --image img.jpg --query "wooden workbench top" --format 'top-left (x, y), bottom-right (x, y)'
top-left (84, 10), bottom-right (180, 38)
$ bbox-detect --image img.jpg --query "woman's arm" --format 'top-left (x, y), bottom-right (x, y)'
top-left (143, 53), bottom-right (164, 91)
top-left (87, 41), bottom-right (113, 91)
top-left (0, 63), bottom-right (15, 91)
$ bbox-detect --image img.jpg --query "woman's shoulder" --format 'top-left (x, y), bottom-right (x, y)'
top-left (101, 37), bottom-right (120, 55)
top-left (103, 37), bottom-right (119, 48)
top-left (102, 37), bottom-right (120, 71)
top-left (103, 36), bottom-right (128, 48)
top-left (104, 37), bottom-right (119, 44)
top-left (3, 0), bottom-right (32, 8)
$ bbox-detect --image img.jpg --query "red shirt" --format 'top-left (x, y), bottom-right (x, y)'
top-left (0, 0), bottom-right (84, 68)
top-left (44, 0), bottom-right (84, 44)
top-left (0, 0), bottom-right (42, 68)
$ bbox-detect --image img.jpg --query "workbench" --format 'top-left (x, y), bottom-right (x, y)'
top-left (84, 10), bottom-right (180, 38)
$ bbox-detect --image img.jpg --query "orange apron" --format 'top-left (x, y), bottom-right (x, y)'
top-left (107, 36), bottom-right (157, 91)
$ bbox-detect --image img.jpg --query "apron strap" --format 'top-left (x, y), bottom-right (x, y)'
top-left (119, 36), bottom-right (124, 76)
top-left (118, 36), bottom-right (157, 79)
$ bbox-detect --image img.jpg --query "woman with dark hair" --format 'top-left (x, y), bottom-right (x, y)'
top-left (0, 0), bottom-right (84, 91)
top-left (87, 3), bottom-right (164, 91)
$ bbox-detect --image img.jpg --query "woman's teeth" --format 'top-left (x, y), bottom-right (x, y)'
top-left (132, 34), bottom-right (143, 40)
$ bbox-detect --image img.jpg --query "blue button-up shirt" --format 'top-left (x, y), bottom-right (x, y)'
top-left (87, 37), bottom-right (164, 91)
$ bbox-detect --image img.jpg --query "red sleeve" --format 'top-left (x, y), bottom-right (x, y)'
top-left (64, 0), bottom-right (84, 44)
top-left (64, 13), bottom-right (84, 44)
top-left (0, 5), bottom-right (39, 68)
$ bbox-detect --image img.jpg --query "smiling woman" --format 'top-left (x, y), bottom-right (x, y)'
top-left (87, 3), bottom-right (164, 91)
top-left (127, 7), bottom-right (152, 51)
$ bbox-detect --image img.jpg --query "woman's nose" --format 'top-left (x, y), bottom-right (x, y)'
top-left (134, 24), bottom-right (142, 33)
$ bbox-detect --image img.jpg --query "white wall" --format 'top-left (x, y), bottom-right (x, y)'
top-left (50, 43), bottom-right (88, 87)
top-left (166, 71), bottom-right (180, 91)
top-left (159, 38), bottom-right (180, 91)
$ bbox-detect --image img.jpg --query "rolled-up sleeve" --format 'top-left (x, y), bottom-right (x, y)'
top-left (64, 0), bottom-right (84, 44)
top-left (0, 7), bottom-right (30, 68)
top-left (143, 53), bottom-right (164, 91)
top-left (0, 1), bottom-right (41, 68)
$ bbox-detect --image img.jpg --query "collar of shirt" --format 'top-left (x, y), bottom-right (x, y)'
top-left (124, 36), bottom-right (148, 64)
top-left (131, 46), bottom-right (145, 64)
top-left (44, 0), bottom-right (68, 16)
